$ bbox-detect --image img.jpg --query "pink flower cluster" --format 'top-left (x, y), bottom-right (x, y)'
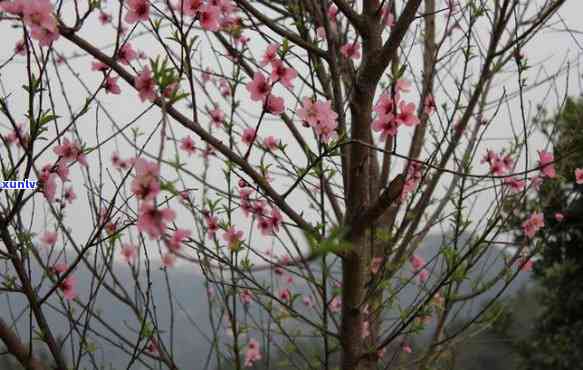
top-left (125, 0), bottom-right (150, 24)
top-left (400, 162), bottom-right (423, 201)
top-left (297, 97), bottom-right (339, 142)
top-left (316, 5), bottom-right (339, 39)
top-left (239, 181), bottom-right (282, 236)
top-left (537, 150), bottom-right (556, 178)
top-left (410, 254), bottom-right (429, 283)
top-left (372, 81), bottom-right (421, 140)
top-left (38, 138), bottom-right (86, 203)
top-left (522, 212), bottom-right (544, 239)
top-left (173, 0), bottom-right (238, 32)
top-left (131, 158), bottom-right (161, 201)
top-left (481, 149), bottom-right (514, 176)
top-left (244, 339), bottom-right (262, 367)
top-left (247, 44), bottom-right (297, 115)
top-left (1, 0), bottom-right (59, 46)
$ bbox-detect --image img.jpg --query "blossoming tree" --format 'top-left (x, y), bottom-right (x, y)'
top-left (0, 0), bottom-right (578, 369)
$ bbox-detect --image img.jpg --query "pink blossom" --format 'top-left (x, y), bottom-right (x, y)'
top-left (418, 269), bottom-right (429, 283)
top-left (402, 342), bottom-right (413, 353)
top-left (54, 161), bottom-right (70, 181)
top-left (372, 113), bottom-right (398, 140)
top-left (63, 187), bottom-right (76, 204)
top-left (180, 136), bottom-right (197, 156)
top-left (120, 243), bottom-right (137, 264)
top-left (530, 175), bottom-right (543, 191)
top-left (39, 230), bottom-right (57, 247)
top-left (522, 212), bottom-right (544, 239)
top-left (177, 0), bottom-right (202, 16)
top-left (98, 11), bottom-right (112, 24)
top-left (244, 339), bottom-right (262, 367)
top-left (257, 208), bottom-right (282, 236)
top-left (340, 42), bottom-right (361, 60)
top-left (137, 202), bottom-right (176, 240)
top-left (575, 168), bottom-right (583, 184)
top-left (165, 228), bottom-right (191, 251)
top-left (125, 0), bottom-right (150, 23)
top-left (205, 214), bottom-right (219, 239)
top-left (240, 289), bottom-right (253, 305)
top-left (246, 72), bottom-right (271, 102)
top-left (41, 172), bottom-right (57, 202)
top-left (297, 98), bottom-right (338, 142)
top-left (207, 106), bottom-right (224, 127)
top-left (22, 0), bottom-right (56, 30)
top-left (263, 136), bottom-right (279, 151)
top-left (163, 82), bottom-right (179, 98)
top-left (51, 262), bottom-right (68, 274)
top-left (219, 79), bottom-right (231, 96)
top-left (53, 138), bottom-right (88, 166)
top-left (91, 61), bottom-right (108, 72)
top-left (135, 66), bottom-right (157, 102)
top-left (516, 256), bottom-right (533, 272)
top-left (503, 177), bottom-right (526, 193)
top-left (382, 6), bottom-right (395, 27)
top-left (278, 287), bottom-right (292, 302)
top-left (161, 253), bottom-right (176, 268)
top-left (103, 75), bottom-right (121, 95)
top-left (131, 158), bottom-right (160, 201)
top-left (302, 295), bottom-right (314, 307)
top-left (265, 94), bottom-right (284, 115)
top-left (395, 79), bottom-right (412, 93)
top-left (400, 162), bottom-right (423, 200)
top-left (199, 5), bottom-right (220, 31)
top-left (554, 212), bottom-right (564, 222)
top-left (327, 4), bottom-right (338, 18)
top-left (111, 151), bottom-right (129, 171)
top-left (424, 95), bottom-right (436, 115)
top-left (270, 59), bottom-right (297, 89)
top-left (270, 208), bottom-right (282, 233)
top-left (14, 39), bottom-right (27, 55)
top-left (538, 150), bottom-right (556, 178)
top-left (117, 43), bottom-right (137, 65)
top-left (241, 128), bottom-right (256, 146)
top-left (328, 296), bottom-right (342, 313)
top-left (260, 43), bottom-right (279, 66)
top-left (0, 0), bottom-right (26, 15)
top-left (410, 254), bottom-right (425, 271)
top-left (396, 101), bottom-right (420, 126)
top-left (59, 275), bottom-right (77, 300)
top-left (223, 226), bottom-right (244, 250)
top-left (146, 338), bottom-right (159, 354)
top-left (374, 93), bottom-right (397, 116)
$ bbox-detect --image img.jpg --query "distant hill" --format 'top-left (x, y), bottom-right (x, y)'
top-left (0, 235), bottom-right (531, 369)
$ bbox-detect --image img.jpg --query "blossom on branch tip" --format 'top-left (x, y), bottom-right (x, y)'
top-left (522, 212), bottom-right (544, 239)
top-left (244, 339), bottom-right (262, 367)
top-left (340, 42), bottom-right (361, 60)
top-left (180, 136), bottom-right (197, 156)
top-left (246, 72), bottom-right (271, 102)
top-left (117, 43), bottom-right (137, 65)
top-left (103, 76), bottom-right (121, 95)
top-left (223, 226), bottom-right (243, 250)
top-left (131, 158), bottom-right (160, 201)
top-left (125, 0), bottom-right (150, 23)
top-left (538, 150), bottom-right (556, 178)
top-left (137, 202), bottom-right (176, 240)
top-left (135, 66), bottom-right (157, 102)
